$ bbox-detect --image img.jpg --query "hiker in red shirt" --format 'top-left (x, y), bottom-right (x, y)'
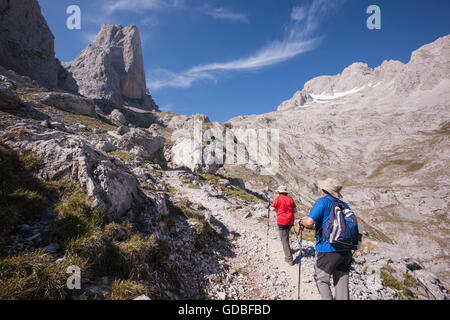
top-left (270, 186), bottom-right (297, 265)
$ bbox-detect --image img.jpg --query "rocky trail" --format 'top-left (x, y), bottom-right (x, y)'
top-left (162, 169), bottom-right (320, 300)
top-left (159, 169), bottom-right (402, 300)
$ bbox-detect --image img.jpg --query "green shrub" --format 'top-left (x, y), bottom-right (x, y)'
top-left (403, 273), bottom-right (418, 288)
top-left (104, 221), bottom-right (133, 242)
top-left (118, 234), bottom-right (168, 280)
top-left (64, 229), bottom-right (116, 277)
top-left (48, 197), bottom-right (103, 245)
top-left (7, 188), bottom-right (46, 214)
top-left (380, 269), bottom-right (403, 291)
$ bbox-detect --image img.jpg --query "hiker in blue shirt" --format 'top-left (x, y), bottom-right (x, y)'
top-left (299, 178), bottom-right (353, 300)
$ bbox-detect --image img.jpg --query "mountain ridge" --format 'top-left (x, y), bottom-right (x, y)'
top-left (277, 34), bottom-right (450, 111)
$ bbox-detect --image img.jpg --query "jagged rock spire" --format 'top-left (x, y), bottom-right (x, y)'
top-left (62, 24), bottom-right (157, 110)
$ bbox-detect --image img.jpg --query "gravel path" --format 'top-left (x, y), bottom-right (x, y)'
top-left (163, 169), bottom-right (321, 300)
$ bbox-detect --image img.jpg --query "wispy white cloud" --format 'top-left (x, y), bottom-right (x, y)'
top-left (139, 16), bottom-right (159, 28)
top-left (148, 68), bottom-right (216, 90)
top-left (148, 0), bottom-right (341, 91)
top-left (103, 0), bottom-right (248, 23)
top-left (148, 37), bottom-right (317, 90)
top-left (104, 0), bottom-right (183, 14)
top-left (291, 6), bottom-right (307, 22)
top-left (201, 6), bottom-right (249, 23)
top-left (189, 39), bottom-right (318, 73)
top-left (159, 103), bottom-right (174, 112)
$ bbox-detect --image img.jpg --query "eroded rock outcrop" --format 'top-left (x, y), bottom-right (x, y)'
top-left (62, 24), bottom-right (157, 110)
top-left (32, 92), bottom-right (97, 117)
top-left (0, 121), bottom-right (142, 219)
top-left (0, 0), bottom-right (60, 88)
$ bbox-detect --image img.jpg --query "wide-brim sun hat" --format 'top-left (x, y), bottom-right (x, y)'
top-left (277, 185), bottom-right (289, 194)
top-left (318, 178), bottom-right (343, 199)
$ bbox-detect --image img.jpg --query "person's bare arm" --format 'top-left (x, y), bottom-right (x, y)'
top-left (299, 216), bottom-right (315, 229)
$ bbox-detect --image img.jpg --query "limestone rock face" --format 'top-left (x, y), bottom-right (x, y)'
top-left (277, 34), bottom-right (450, 111)
top-left (110, 127), bottom-right (166, 164)
top-left (0, 123), bottom-right (142, 218)
top-left (62, 24), bottom-right (157, 110)
top-left (0, 0), bottom-right (59, 88)
top-left (277, 91), bottom-right (312, 111)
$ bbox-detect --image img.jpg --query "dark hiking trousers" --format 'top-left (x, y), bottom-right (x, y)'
top-left (314, 251), bottom-right (352, 300)
top-left (277, 224), bottom-right (293, 263)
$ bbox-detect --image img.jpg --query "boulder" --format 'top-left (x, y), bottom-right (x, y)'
top-left (0, 66), bottom-right (40, 88)
top-left (169, 115), bottom-right (226, 174)
top-left (0, 76), bottom-right (21, 109)
top-left (109, 109), bottom-right (127, 125)
top-left (113, 127), bottom-right (166, 163)
top-left (0, 123), bottom-right (142, 218)
top-left (32, 92), bottom-right (96, 117)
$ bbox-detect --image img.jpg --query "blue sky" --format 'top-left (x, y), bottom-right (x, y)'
top-left (38, 0), bottom-right (450, 122)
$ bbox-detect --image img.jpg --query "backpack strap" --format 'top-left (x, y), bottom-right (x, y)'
top-left (316, 195), bottom-right (338, 236)
top-left (325, 195), bottom-right (346, 210)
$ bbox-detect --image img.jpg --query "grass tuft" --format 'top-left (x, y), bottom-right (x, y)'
top-left (108, 150), bottom-right (135, 162)
top-left (0, 250), bottom-right (82, 300)
top-left (108, 280), bottom-right (152, 300)
top-left (48, 196), bottom-right (103, 246)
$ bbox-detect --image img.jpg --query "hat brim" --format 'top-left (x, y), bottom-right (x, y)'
top-left (318, 180), bottom-right (342, 199)
top-left (277, 188), bottom-right (288, 193)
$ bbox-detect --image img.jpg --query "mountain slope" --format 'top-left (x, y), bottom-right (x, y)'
top-left (0, 0), bottom-right (448, 300)
top-left (225, 34), bottom-right (450, 283)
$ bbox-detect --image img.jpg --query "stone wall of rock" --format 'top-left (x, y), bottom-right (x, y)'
top-left (0, 0), bottom-right (60, 89)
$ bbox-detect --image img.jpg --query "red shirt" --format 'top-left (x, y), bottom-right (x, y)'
top-left (272, 194), bottom-right (296, 226)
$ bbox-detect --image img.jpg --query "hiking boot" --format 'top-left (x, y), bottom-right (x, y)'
top-left (285, 258), bottom-right (294, 266)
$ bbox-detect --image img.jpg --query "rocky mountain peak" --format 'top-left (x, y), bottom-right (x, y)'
top-left (278, 34), bottom-right (450, 111)
top-left (62, 24), bottom-right (157, 110)
top-left (303, 61), bottom-right (376, 97)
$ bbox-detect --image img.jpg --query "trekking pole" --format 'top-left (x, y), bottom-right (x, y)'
top-left (266, 203), bottom-right (271, 256)
top-left (297, 221), bottom-right (304, 300)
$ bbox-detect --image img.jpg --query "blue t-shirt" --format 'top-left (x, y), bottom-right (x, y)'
top-left (308, 195), bottom-right (351, 252)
